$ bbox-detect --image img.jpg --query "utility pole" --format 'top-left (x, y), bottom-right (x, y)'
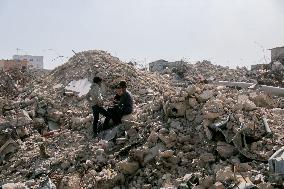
top-left (16, 48), bottom-right (22, 55)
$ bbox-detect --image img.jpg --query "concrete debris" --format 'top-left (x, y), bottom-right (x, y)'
top-left (0, 50), bottom-right (284, 188)
top-left (1, 182), bottom-right (27, 189)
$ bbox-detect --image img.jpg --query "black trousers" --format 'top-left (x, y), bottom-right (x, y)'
top-left (92, 105), bottom-right (123, 133)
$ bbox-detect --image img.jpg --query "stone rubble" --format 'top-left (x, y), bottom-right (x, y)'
top-left (0, 50), bottom-right (284, 188)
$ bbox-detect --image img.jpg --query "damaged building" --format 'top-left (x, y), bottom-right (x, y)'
top-left (270, 46), bottom-right (284, 64)
top-left (149, 59), bottom-right (188, 72)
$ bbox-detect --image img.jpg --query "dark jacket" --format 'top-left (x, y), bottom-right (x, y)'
top-left (113, 90), bottom-right (133, 114)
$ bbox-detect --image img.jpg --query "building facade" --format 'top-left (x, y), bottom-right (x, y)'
top-left (13, 55), bottom-right (43, 69)
top-left (149, 59), bottom-right (188, 72)
top-left (0, 59), bottom-right (28, 71)
top-left (270, 46), bottom-right (284, 63)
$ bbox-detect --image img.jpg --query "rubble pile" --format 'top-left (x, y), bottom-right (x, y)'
top-left (159, 60), bottom-right (251, 84)
top-left (0, 69), bottom-right (36, 98)
top-left (0, 50), bottom-right (284, 189)
top-left (249, 61), bottom-right (284, 87)
top-left (185, 60), bottom-right (251, 83)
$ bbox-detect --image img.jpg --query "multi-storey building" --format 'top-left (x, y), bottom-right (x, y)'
top-left (13, 55), bottom-right (44, 69)
top-left (0, 59), bottom-right (28, 71)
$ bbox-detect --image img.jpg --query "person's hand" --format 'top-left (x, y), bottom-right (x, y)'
top-left (104, 100), bottom-right (113, 107)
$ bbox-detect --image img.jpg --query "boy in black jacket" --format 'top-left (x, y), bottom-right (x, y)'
top-left (92, 80), bottom-right (133, 137)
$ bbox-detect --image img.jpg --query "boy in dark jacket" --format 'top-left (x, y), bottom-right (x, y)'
top-left (92, 80), bottom-right (133, 137)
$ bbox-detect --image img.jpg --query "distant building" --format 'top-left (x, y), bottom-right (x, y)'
top-left (0, 59), bottom-right (28, 71)
top-left (149, 59), bottom-right (187, 72)
top-left (251, 63), bottom-right (269, 70)
top-left (269, 46), bottom-right (284, 63)
top-left (13, 55), bottom-right (43, 69)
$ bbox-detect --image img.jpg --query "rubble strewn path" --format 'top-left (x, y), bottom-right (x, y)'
top-left (0, 50), bottom-right (283, 189)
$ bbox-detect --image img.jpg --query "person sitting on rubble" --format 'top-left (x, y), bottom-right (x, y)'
top-left (86, 76), bottom-right (105, 135)
top-left (91, 80), bottom-right (133, 137)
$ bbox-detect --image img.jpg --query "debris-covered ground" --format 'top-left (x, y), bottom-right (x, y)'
top-left (0, 50), bottom-right (284, 189)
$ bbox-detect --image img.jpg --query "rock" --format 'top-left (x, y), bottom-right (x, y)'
top-left (143, 143), bottom-right (165, 164)
top-left (15, 126), bottom-right (29, 138)
top-left (117, 159), bottom-right (139, 175)
top-left (199, 90), bottom-right (214, 101)
top-left (0, 138), bottom-right (19, 159)
top-left (159, 150), bottom-right (174, 158)
top-left (216, 141), bottom-right (236, 158)
top-left (130, 148), bottom-right (145, 163)
top-left (164, 102), bottom-right (187, 117)
top-left (203, 100), bottom-right (224, 119)
top-left (47, 109), bottom-right (63, 122)
top-left (170, 120), bottom-right (182, 130)
top-left (186, 85), bottom-right (196, 96)
top-left (200, 152), bottom-right (215, 163)
top-left (178, 183), bottom-right (189, 189)
top-left (243, 100), bottom-right (257, 111)
top-left (48, 121), bottom-right (60, 131)
top-left (95, 148), bottom-right (107, 164)
top-left (238, 95), bottom-right (257, 111)
top-left (58, 174), bottom-right (81, 189)
top-left (213, 182), bottom-right (225, 189)
top-left (215, 166), bottom-right (234, 182)
top-left (1, 183), bottom-right (27, 189)
top-left (147, 131), bottom-right (159, 144)
top-left (250, 93), bottom-right (275, 108)
top-left (17, 110), bottom-right (32, 125)
top-left (200, 176), bottom-right (214, 188)
top-left (186, 109), bottom-right (196, 122)
top-left (235, 163), bottom-right (252, 172)
top-left (257, 183), bottom-right (274, 189)
top-left (188, 98), bottom-right (198, 107)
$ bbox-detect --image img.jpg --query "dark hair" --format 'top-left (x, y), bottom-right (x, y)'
top-left (93, 77), bottom-right (102, 84)
top-left (116, 80), bottom-right (127, 89)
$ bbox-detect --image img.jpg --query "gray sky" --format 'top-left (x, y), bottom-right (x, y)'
top-left (0, 0), bottom-right (284, 69)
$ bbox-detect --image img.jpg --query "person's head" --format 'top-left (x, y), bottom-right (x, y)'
top-left (93, 76), bottom-right (102, 85)
top-left (115, 80), bottom-right (127, 96)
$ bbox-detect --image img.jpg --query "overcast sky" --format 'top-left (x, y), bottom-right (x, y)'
top-left (0, 0), bottom-right (284, 69)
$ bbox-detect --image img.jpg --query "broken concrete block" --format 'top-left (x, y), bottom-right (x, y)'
top-left (213, 182), bottom-right (225, 189)
top-left (250, 93), bottom-right (275, 108)
top-left (188, 98), bottom-right (198, 108)
top-left (58, 173), bottom-right (81, 189)
top-left (200, 176), bottom-right (214, 188)
top-left (159, 150), bottom-right (174, 158)
top-left (268, 146), bottom-right (284, 174)
top-left (0, 138), bottom-right (19, 159)
top-left (257, 183), bottom-right (274, 189)
top-left (147, 131), bottom-right (159, 144)
top-left (200, 152), bottom-right (215, 163)
top-left (199, 90), bottom-right (214, 101)
top-left (215, 166), bottom-right (234, 182)
top-left (216, 141), bottom-right (236, 158)
top-left (1, 182), bottom-right (27, 189)
top-left (118, 159), bottom-right (139, 175)
top-left (203, 100), bottom-right (224, 119)
top-left (164, 102), bottom-right (187, 117)
top-left (238, 95), bottom-right (257, 111)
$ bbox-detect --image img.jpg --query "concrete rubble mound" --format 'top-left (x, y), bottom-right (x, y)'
top-left (155, 60), bottom-right (251, 84)
top-left (250, 61), bottom-right (284, 87)
top-left (0, 50), bottom-right (284, 189)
